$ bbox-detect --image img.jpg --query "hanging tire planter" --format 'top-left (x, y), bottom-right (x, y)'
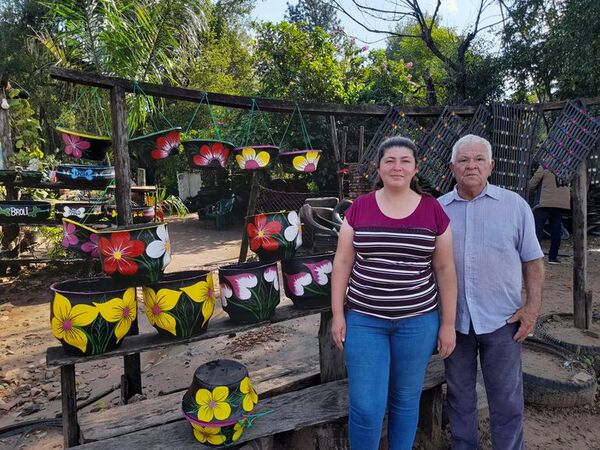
top-left (143, 270), bottom-right (216, 338)
top-left (523, 337), bottom-right (597, 407)
top-left (50, 277), bottom-right (137, 356)
top-left (218, 260), bottom-right (280, 324)
top-left (0, 200), bottom-right (52, 223)
top-left (279, 150), bottom-right (322, 173)
top-left (246, 211), bottom-right (302, 262)
top-left (233, 145), bottom-right (278, 170)
top-left (183, 139), bottom-right (235, 170)
top-left (129, 127), bottom-right (182, 162)
top-left (181, 360), bottom-right (257, 445)
top-left (281, 252), bottom-right (333, 309)
top-left (56, 127), bottom-right (111, 161)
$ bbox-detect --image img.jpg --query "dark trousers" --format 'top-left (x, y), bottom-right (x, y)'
top-left (533, 207), bottom-right (564, 260)
top-left (444, 323), bottom-right (524, 450)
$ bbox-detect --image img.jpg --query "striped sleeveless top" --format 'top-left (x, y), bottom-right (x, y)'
top-left (345, 191), bottom-right (450, 320)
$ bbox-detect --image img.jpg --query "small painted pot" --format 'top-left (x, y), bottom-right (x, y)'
top-left (56, 164), bottom-right (115, 188)
top-left (96, 222), bottom-right (171, 286)
top-left (129, 127), bottom-right (182, 162)
top-left (56, 127), bottom-right (111, 161)
top-left (281, 253), bottom-right (334, 309)
top-left (232, 145), bottom-right (278, 170)
top-left (246, 211), bottom-right (302, 262)
top-left (0, 169), bottom-right (17, 183)
top-left (54, 202), bottom-right (105, 222)
top-left (143, 270), bottom-right (216, 339)
top-left (183, 139), bottom-right (235, 170)
top-left (0, 200), bottom-right (51, 223)
top-left (182, 359), bottom-right (257, 446)
top-left (105, 205), bottom-right (156, 224)
top-left (279, 149), bottom-right (322, 173)
top-left (18, 170), bottom-right (44, 183)
top-left (50, 277), bottom-right (137, 355)
top-left (218, 260), bottom-right (280, 324)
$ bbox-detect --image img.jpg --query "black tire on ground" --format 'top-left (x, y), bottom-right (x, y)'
top-left (536, 313), bottom-right (600, 356)
top-left (522, 337), bottom-right (597, 408)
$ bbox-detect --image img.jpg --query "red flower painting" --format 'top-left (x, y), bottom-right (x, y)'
top-left (99, 231), bottom-right (145, 276)
top-left (192, 142), bottom-right (230, 168)
top-left (247, 214), bottom-right (282, 252)
top-left (151, 131), bottom-right (181, 160)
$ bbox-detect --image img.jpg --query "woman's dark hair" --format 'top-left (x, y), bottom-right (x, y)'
top-left (374, 136), bottom-right (423, 194)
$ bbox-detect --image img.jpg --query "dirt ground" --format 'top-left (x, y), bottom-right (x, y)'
top-left (0, 217), bottom-right (599, 449)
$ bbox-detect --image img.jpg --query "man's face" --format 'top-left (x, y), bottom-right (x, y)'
top-left (450, 143), bottom-right (494, 192)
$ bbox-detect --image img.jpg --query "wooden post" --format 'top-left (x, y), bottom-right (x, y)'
top-left (61, 364), bottom-right (79, 447)
top-left (572, 161), bottom-right (588, 329)
top-left (318, 311), bottom-right (346, 383)
top-left (329, 116), bottom-right (343, 200)
top-left (358, 126), bottom-right (365, 161)
top-left (238, 172), bottom-right (261, 263)
top-left (110, 85), bottom-right (142, 399)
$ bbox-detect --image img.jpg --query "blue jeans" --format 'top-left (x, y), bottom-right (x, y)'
top-left (444, 322), bottom-right (524, 450)
top-left (344, 309), bottom-right (439, 450)
top-left (533, 207), bottom-right (564, 260)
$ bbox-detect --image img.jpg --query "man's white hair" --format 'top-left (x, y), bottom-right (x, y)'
top-left (451, 134), bottom-right (493, 163)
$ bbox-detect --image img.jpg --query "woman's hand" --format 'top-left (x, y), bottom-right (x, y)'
top-left (331, 313), bottom-right (346, 351)
top-left (437, 323), bottom-right (456, 359)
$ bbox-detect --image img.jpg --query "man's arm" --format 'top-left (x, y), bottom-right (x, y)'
top-left (508, 258), bottom-right (544, 342)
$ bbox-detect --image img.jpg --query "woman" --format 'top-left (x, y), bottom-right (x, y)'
top-left (331, 136), bottom-right (457, 449)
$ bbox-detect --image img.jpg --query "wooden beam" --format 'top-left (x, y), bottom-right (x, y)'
top-left (572, 161), bottom-right (588, 329)
top-left (61, 364), bottom-right (80, 447)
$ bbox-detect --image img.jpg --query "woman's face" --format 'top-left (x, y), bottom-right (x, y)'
top-left (377, 146), bottom-right (417, 189)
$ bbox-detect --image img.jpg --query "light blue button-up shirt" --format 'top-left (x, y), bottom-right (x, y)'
top-left (438, 184), bottom-right (544, 335)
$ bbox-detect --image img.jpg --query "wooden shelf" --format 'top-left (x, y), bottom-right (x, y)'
top-left (1, 181), bottom-right (156, 191)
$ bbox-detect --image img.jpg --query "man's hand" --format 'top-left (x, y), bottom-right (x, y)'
top-left (507, 306), bottom-right (539, 342)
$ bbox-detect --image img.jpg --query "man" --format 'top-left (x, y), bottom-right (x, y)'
top-left (438, 134), bottom-right (544, 450)
top-left (528, 165), bottom-right (571, 264)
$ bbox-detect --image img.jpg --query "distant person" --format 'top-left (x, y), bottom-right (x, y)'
top-left (528, 166), bottom-right (571, 264)
top-left (331, 136), bottom-right (457, 450)
top-left (438, 134), bottom-right (544, 450)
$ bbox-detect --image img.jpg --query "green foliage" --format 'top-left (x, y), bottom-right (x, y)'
top-left (6, 89), bottom-right (44, 156)
top-left (285, 0), bottom-right (341, 33)
top-left (161, 194), bottom-right (189, 216)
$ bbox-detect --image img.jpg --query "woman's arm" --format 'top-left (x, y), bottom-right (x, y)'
top-left (330, 219), bottom-right (356, 350)
top-left (432, 227), bottom-right (457, 358)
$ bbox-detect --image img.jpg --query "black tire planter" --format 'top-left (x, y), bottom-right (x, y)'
top-left (536, 313), bottom-right (600, 356)
top-left (0, 200), bottom-right (52, 223)
top-left (218, 260), bottom-right (280, 324)
top-left (50, 277), bottom-right (137, 356)
top-left (56, 164), bottom-right (115, 188)
top-left (56, 127), bottom-right (111, 161)
top-left (181, 360), bottom-right (256, 445)
top-left (143, 270), bottom-right (215, 339)
top-left (54, 202), bottom-right (106, 223)
top-left (281, 252), bottom-right (334, 309)
top-left (232, 145), bottom-right (278, 170)
top-left (522, 337), bottom-right (597, 408)
top-left (279, 149), bottom-right (322, 173)
top-left (0, 169), bottom-right (17, 183)
top-left (129, 127), bottom-right (182, 162)
top-left (105, 205), bottom-right (156, 224)
top-left (246, 211), bottom-right (302, 262)
top-left (18, 170), bottom-right (44, 183)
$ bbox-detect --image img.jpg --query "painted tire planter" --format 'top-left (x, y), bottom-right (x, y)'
top-left (54, 202), bottom-right (105, 222)
top-left (218, 260), bottom-right (280, 324)
top-left (56, 164), bottom-right (115, 188)
top-left (97, 222), bottom-right (172, 286)
top-left (143, 270), bottom-right (216, 338)
top-left (105, 205), bottom-right (156, 224)
top-left (61, 218), bottom-right (112, 258)
top-left (183, 139), bottom-right (235, 170)
top-left (281, 252), bottom-right (334, 309)
top-left (129, 127), bottom-right (182, 162)
top-left (182, 359), bottom-right (257, 446)
top-left (18, 170), bottom-right (44, 183)
top-left (279, 149), bottom-right (322, 173)
top-left (246, 211), bottom-right (302, 262)
top-left (232, 145), bottom-right (278, 170)
top-left (0, 200), bottom-right (51, 223)
top-left (0, 169), bottom-right (17, 183)
top-left (50, 277), bottom-right (137, 355)
top-left (56, 127), bottom-right (111, 161)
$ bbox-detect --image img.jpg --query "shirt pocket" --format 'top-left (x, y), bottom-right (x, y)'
top-left (484, 221), bottom-right (517, 253)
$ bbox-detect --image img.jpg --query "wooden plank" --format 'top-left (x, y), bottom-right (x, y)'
top-left (74, 361), bottom-right (444, 450)
top-left (47, 302), bottom-right (329, 367)
top-left (1, 181), bottom-right (156, 191)
top-left (49, 68), bottom-right (600, 117)
top-left (572, 161), bottom-right (587, 329)
top-left (61, 364), bottom-right (80, 447)
top-left (79, 360), bottom-right (321, 442)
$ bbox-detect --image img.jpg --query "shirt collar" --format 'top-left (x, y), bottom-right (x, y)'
top-left (440, 182), bottom-right (500, 205)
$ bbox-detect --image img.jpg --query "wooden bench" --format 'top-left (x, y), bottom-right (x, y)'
top-left (47, 303), bottom-right (445, 449)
